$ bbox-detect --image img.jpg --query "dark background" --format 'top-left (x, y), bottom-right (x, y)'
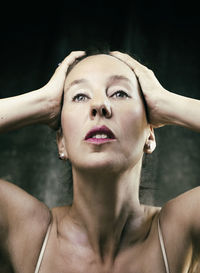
top-left (0, 0), bottom-right (200, 208)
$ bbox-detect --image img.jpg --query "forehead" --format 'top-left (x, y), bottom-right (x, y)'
top-left (65, 54), bottom-right (137, 85)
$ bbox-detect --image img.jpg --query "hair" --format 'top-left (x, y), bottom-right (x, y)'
top-left (57, 46), bottom-right (113, 130)
top-left (56, 46), bottom-right (153, 202)
top-left (57, 46), bottom-right (149, 130)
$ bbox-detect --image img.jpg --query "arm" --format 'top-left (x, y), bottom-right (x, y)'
top-left (0, 179), bottom-right (51, 270)
top-left (0, 90), bottom-right (50, 133)
top-left (0, 179), bottom-right (51, 235)
top-left (110, 52), bottom-right (200, 262)
top-left (0, 50), bottom-right (85, 225)
top-left (161, 187), bottom-right (200, 264)
top-left (110, 51), bottom-right (200, 132)
top-left (159, 92), bottom-right (200, 132)
top-left (0, 51), bottom-right (85, 265)
top-left (0, 51), bottom-right (85, 133)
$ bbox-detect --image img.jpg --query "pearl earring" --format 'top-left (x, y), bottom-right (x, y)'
top-left (145, 141), bottom-right (151, 151)
top-left (146, 143), bottom-right (151, 150)
top-left (59, 153), bottom-right (65, 160)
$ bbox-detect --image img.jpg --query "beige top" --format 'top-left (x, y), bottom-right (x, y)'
top-left (34, 216), bottom-right (170, 273)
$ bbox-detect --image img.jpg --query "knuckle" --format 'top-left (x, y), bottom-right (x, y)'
top-left (142, 66), bottom-right (150, 73)
top-left (124, 55), bottom-right (131, 62)
top-left (117, 52), bottom-right (129, 59)
top-left (148, 68), bottom-right (154, 75)
top-left (69, 51), bottom-right (78, 58)
top-left (123, 53), bottom-right (130, 58)
top-left (71, 50), bottom-right (84, 56)
top-left (112, 51), bottom-right (127, 58)
top-left (111, 50), bottom-right (120, 54)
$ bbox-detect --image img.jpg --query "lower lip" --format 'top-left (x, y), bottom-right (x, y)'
top-left (85, 138), bottom-right (116, 145)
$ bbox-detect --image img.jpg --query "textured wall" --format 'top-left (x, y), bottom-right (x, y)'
top-left (0, 1), bottom-right (200, 208)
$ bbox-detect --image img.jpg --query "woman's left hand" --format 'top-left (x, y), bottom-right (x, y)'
top-left (110, 51), bottom-right (173, 128)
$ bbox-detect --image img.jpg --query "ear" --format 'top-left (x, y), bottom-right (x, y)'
top-left (56, 128), bottom-right (68, 160)
top-left (144, 125), bottom-right (156, 154)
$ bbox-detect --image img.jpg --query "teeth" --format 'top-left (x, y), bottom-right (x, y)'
top-left (92, 134), bottom-right (108, 139)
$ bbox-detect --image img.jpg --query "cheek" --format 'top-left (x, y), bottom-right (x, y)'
top-left (119, 101), bottom-right (147, 136)
top-left (61, 106), bottom-right (84, 147)
top-left (116, 101), bottom-right (147, 158)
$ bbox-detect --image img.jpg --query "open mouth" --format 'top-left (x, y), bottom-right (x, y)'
top-left (85, 125), bottom-right (116, 144)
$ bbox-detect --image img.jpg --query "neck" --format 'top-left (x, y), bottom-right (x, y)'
top-left (68, 159), bottom-right (145, 263)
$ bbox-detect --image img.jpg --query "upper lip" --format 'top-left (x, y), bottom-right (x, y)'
top-left (85, 125), bottom-right (116, 140)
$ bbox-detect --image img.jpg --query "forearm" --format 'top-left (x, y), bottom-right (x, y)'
top-left (162, 92), bottom-right (200, 132)
top-left (0, 89), bottom-right (52, 133)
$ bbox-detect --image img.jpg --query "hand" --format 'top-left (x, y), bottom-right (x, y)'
top-left (42, 51), bottom-right (85, 129)
top-left (110, 51), bottom-right (172, 128)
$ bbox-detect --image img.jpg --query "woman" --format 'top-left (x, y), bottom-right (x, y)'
top-left (0, 50), bottom-right (200, 273)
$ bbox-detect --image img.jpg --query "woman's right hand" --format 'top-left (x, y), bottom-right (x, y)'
top-left (41, 51), bottom-right (85, 129)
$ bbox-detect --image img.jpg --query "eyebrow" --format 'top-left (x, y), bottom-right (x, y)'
top-left (107, 75), bottom-right (133, 85)
top-left (65, 75), bottom-right (133, 92)
top-left (66, 79), bottom-right (88, 91)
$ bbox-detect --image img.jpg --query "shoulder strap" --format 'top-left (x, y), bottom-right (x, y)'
top-left (158, 217), bottom-right (170, 273)
top-left (34, 222), bottom-right (52, 273)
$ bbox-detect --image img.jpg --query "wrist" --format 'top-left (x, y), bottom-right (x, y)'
top-left (26, 88), bottom-right (53, 125)
top-left (160, 91), bottom-right (188, 126)
top-left (38, 86), bottom-right (61, 128)
top-left (0, 88), bottom-right (57, 133)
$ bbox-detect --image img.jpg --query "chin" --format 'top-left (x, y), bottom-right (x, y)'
top-left (71, 153), bottom-right (132, 174)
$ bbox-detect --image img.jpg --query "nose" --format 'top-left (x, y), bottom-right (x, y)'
top-left (90, 100), bottom-right (112, 119)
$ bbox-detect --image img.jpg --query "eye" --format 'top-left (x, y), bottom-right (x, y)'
top-left (72, 93), bottom-right (89, 102)
top-left (111, 90), bottom-right (130, 99)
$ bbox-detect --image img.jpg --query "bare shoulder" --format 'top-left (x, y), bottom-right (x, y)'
top-left (160, 186), bottom-right (200, 227)
top-left (159, 186), bottom-right (200, 266)
top-left (0, 178), bottom-right (51, 230)
top-left (0, 178), bottom-right (51, 272)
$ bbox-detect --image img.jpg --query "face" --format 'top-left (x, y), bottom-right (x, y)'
top-left (58, 54), bottom-right (152, 173)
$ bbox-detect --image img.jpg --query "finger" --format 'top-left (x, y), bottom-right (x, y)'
top-left (61, 51), bottom-right (86, 66)
top-left (110, 51), bottom-right (142, 67)
top-left (110, 51), bottom-right (149, 77)
top-left (57, 51), bottom-right (86, 73)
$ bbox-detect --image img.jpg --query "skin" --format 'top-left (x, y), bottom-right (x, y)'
top-left (0, 51), bottom-right (200, 273)
top-left (57, 54), bottom-right (156, 262)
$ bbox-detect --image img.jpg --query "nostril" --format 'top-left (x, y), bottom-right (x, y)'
top-left (92, 109), bottom-right (97, 116)
top-left (102, 108), bottom-right (107, 116)
top-left (91, 105), bottom-right (111, 118)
